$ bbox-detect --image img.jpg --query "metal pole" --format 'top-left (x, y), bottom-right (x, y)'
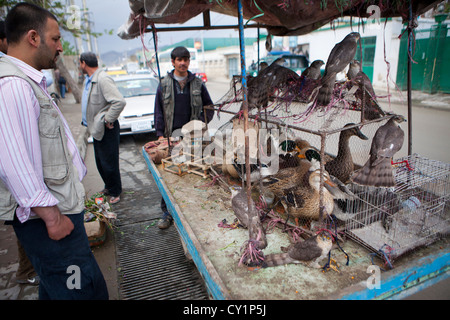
top-left (152, 29), bottom-right (162, 81)
top-left (257, 25), bottom-right (260, 73)
top-left (407, 1), bottom-right (413, 156)
top-left (237, 0), bottom-right (252, 221)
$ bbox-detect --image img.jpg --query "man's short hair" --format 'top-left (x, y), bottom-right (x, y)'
top-left (5, 2), bottom-right (57, 45)
top-left (80, 52), bottom-right (98, 68)
top-left (171, 46), bottom-right (190, 60)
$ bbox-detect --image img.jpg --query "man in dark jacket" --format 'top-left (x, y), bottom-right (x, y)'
top-left (154, 46), bottom-right (214, 229)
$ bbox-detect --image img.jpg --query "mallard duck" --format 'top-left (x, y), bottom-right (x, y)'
top-left (263, 149), bottom-right (321, 195)
top-left (324, 123), bottom-right (368, 183)
top-left (281, 167), bottom-right (336, 225)
top-left (278, 139), bottom-right (304, 169)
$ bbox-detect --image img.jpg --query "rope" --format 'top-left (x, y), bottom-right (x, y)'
top-left (370, 244), bottom-right (394, 270)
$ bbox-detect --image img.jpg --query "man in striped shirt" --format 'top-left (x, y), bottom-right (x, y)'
top-left (0, 3), bottom-right (107, 299)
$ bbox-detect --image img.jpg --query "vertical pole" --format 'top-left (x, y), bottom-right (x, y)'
top-left (237, 0), bottom-right (252, 219)
top-left (407, 1), bottom-right (413, 156)
top-left (257, 26), bottom-right (260, 74)
top-left (152, 29), bottom-right (162, 81)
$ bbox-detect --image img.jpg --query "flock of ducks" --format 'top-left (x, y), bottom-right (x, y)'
top-left (262, 124), bottom-right (368, 226)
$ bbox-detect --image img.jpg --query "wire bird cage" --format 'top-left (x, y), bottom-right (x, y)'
top-left (343, 154), bottom-right (450, 262)
top-left (205, 76), bottom-right (394, 231)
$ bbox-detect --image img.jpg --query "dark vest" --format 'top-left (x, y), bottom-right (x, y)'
top-left (161, 73), bottom-right (203, 138)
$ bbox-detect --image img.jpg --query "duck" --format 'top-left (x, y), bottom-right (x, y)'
top-left (281, 165), bottom-right (336, 226)
top-left (278, 139), bottom-right (304, 169)
top-left (324, 123), bottom-right (368, 183)
top-left (263, 149), bottom-right (321, 196)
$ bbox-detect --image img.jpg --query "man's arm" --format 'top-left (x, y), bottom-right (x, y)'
top-left (99, 74), bottom-right (126, 123)
top-left (201, 83), bottom-right (214, 123)
top-left (154, 84), bottom-right (166, 138)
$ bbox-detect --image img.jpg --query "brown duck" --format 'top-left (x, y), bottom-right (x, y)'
top-left (281, 167), bottom-right (336, 225)
top-left (325, 123), bottom-right (368, 183)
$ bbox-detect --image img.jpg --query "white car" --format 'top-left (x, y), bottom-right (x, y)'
top-left (113, 74), bottom-right (159, 136)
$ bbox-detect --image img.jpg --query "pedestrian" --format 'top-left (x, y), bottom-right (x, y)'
top-left (79, 52), bottom-right (125, 204)
top-left (154, 46), bottom-right (214, 229)
top-left (0, 3), bottom-right (108, 299)
top-left (55, 68), bottom-right (66, 98)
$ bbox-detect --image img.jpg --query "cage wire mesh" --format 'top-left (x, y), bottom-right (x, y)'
top-left (202, 74), bottom-right (449, 265)
top-left (204, 76), bottom-right (395, 232)
top-left (344, 154), bottom-right (450, 262)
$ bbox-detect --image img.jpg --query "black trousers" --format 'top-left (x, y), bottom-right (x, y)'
top-left (93, 120), bottom-right (122, 197)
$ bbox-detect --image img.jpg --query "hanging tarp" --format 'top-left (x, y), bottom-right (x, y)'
top-left (118, 0), bottom-right (441, 39)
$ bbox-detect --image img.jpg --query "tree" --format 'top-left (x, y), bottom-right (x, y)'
top-left (0, 0), bottom-right (111, 102)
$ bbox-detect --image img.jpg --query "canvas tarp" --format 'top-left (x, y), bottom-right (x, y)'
top-left (118, 0), bottom-right (441, 39)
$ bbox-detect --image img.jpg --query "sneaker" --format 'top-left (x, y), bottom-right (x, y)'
top-left (158, 217), bottom-right (172, 229)
top-left (17, 276), bottom-right (40, 286)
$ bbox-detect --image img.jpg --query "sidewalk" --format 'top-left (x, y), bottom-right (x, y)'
top-left (373, 84), bottom-right (450, 112)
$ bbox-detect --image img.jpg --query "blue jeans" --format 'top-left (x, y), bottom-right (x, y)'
top-left (12, 211), bottom-right (108, 300)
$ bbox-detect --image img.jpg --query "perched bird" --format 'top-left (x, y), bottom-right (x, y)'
top-left (351, 115), bottom-right (407, 187)
top-left (230, 187), bottom-right (267, 249)
top-left (301, 60), bottom-right (325, 80)
top-left (347, 60), bottom-right (385, 120)
top-left (246, 58), bottom-right (300, 112)
top-left (264, 232), bottom-right (333, 268)
top-left (317, 32), bottom-right (360, 106)
top-left (325, 123), bottom-right (368, 183)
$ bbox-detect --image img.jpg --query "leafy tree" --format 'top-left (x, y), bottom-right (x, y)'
top-left (0, 0), bottom-right (111, 102)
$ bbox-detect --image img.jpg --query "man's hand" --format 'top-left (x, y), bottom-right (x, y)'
top-left (157, 136), bottom-right (165, 140)
top-left (33, 206), bottom-right (74, 240)
top-left (105, 120), bottom-right (114, 129)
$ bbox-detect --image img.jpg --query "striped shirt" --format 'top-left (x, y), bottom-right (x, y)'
top-left (0, 55), bottom-right (86, 222)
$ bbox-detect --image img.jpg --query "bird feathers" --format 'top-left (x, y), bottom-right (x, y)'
top-left (317, 32), bottom-right (360, 106)
top-left (264, 233), bottom-right (332, 268)
top-left (352, 115), bottom-right (406, 187)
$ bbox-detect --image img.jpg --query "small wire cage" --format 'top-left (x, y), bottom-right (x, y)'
top-left (344, 153), bottom-right (450, 262)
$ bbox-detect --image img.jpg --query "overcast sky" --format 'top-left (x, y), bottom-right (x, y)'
top-left (68, 0), bottom-right (256, 55)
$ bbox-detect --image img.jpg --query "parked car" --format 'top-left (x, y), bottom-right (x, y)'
top-left (195, 72), bottom-right (208, 83)
top-left (247, 52), bottom-right (310, 77)
top-left (114, 74), bottom-right (159, 136)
